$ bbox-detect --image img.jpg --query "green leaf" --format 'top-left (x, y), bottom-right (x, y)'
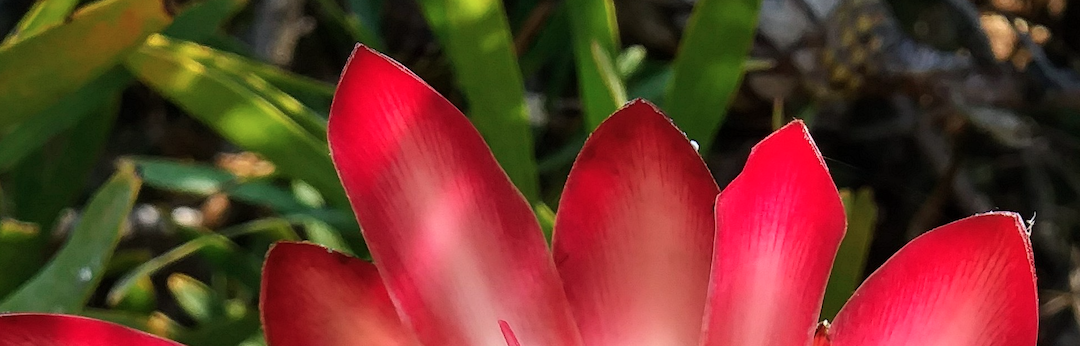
top-left (111, 276), bottom-right (157, 313)
top-left (1, 0), bottom-right (80, 46)
top-left (0, 0), bottom-right (172, 129)
top-left (0, 68), bottom-right (131, 173)
top-left (0, 219), bottom-right (41, 299)
top-left (293, 216), bottom-right (353, 256)
top-left (821, 187), bottom-right (879, 320)
top-left (125, 35), bottom-right (348, 208)
top-left (154, 38), bottom-right (331, 140)
top-left (664, 0), bottom-right (762, 152)
top-left (168, 274), bottom-right (223, 324)
top-left (176, 309), bottom-right (262, 346)
top-left (107, 219), bottom-right (289, 306)
top-left (311, 0), bottom-right (385, 51)
top-left (132, 157), bottom-right (309, 213)
top-left (152, 33), bottom-right (335, 115)
top-left (8, 92), bottom-right (121, 230)
top-left (416, 0), bottom-right (541, 202)
top-left (615, 45), bottom-right (647, 80)
top-left (82, 309), bottom-right (186, 339)
top-left (566, 0), bottom-right (622, 129)
top-left (163, 0), bottom-right (248, 42)
top-left (589, 41), bottom-right (627, 111)
top-left (0, 162), bottom-right (141, 313)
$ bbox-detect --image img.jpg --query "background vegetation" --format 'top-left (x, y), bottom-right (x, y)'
top-left (0, 0), bottom-right (1078, 344)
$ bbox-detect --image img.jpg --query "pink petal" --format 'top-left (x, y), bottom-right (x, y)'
top-left (828, 212), bottom-right (1038, 346)
top-left (260, 242), bottom-right (418, 346)
top-left (552, 100), bottom-right (719, 345)
top-left (499, 320), bottom-right (521, 346)
top-left (700, 121), bottom-right (846, 346)
top-left (0, 313), bottom-right (180, 346)
top-left (328, 45), bottom-right (582, 345)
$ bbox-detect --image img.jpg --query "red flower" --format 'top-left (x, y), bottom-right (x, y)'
top-left (0, 46), bottom-right (1037, 346)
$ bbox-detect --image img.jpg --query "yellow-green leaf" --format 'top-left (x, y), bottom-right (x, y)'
top-left (125, 35), bottom-right (347, 208)
top-left (0, 0), bottom-right (172, 129)
top-left (567, 0), bottom-right (622, 129)
top-left (665, 0), bottom-right (762, 152)
top-left (416, 0), bottom-right (540, 202)
top-left (1, 0), bottom-right (80, 46)
top-left (0, 162), bottom-right (141, 313)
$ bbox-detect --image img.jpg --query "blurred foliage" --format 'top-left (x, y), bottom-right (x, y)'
top-left (1, 0), bottom-right (1079, 344)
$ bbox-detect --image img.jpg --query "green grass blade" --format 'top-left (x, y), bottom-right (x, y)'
top-left (1, 0), bottom-right (80, 46)
top-left (132, 157), bottom-right (310, 213)
top-left (0, 0), bottom-right (172, 129)
top-left (125, 36), bottom-right (348, 208)
top-left (311, 0), bottom-right (385, 51)
top-left (8, 93), bottom-right (121, 231)
top-left (664, 0), bottom-right (762, 152)
top-left (589, 41), bottom-right (627, 111)
top-left (105, 218), bottom-right (285, 307)
top-left (0, 68), bottom-right (131, 173)
top-left (0, 162), bottom-right (141, 313)
top-left (567, 0), bottom-right (622, 129)
top-left (163, 0), bottom-right (248, 42)
top-left (416, 0), bottom-right (541, 202)
top-left (147, 37), bottom-right (330, 140)
top-left (821, 187), bottom-right (879, 320)
top-left (147, 36), bottom-right (334, 114)
top-left (0, 219), bottom-right (41, 299)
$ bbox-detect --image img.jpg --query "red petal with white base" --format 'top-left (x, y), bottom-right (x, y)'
top-left (828, 212), bottom-right (1038, 346)
top-left (260, 242), bottom-right (418, 346)
top-left (700, 121), bottom-right (846, 346)
top-left (553, 100), bottom-right (719, 346)
top-left (328, 45), bottom-right (582, 345)
top-left (0, 314), bottom-right (180, 346)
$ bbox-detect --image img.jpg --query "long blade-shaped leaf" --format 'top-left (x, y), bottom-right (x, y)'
top-left (0, 219), bottom-right (40, 299)
top-left (0, 162), bottom-right (141, 313)
top-left (0, 68), bottom-right (131, 173)
top-left (0, 0), bottom-right (172, 129)
top-left (820, 187), bottom-right (878, 320)
top-left (1, 0), bottom-right (80, 46)
top-left (146, 37), bottom-right (330, 140)
top-left (163, 0), bottom-right (248, 42)
top-left (664, 0), bottom-right (762, 152)
top-left (125, 35), bottom-right (347, 208)
top-left (566, 0), bottom-right (622, 129)
top-left (8, 93), bottom-right (121, 230)
top-left (416, 0), bottom-right (541, 202)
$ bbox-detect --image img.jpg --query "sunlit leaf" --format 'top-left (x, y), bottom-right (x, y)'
top-left (0, 162), bottom-right (141, 313)
top-left (416, 0), bottom-right (541, 202)
top-left (664, 0), bottom-right (762, 152)
top-left (132, 157), bottom-right (309, 213)
top-left (125, 35), bottom-right (348, 208)
top-left (1, 0), bottom-right (79, 46)
top-left (150, 36), bottom-right (335, 119)
top-left (566, 0), bottom-right (622, 129)
top-left (0, 0), bottom-right (172, 129)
